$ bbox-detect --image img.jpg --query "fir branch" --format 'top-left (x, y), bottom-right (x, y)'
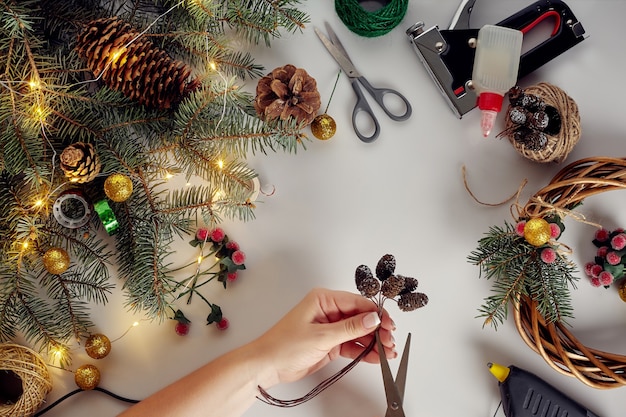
top-left (0, 0), bottom-right (310, 353)
top-left (468, 221), bottom-right (580, 328)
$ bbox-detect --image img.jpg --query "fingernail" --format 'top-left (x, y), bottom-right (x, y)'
top-left (363, 312), bottom-right (381, 329)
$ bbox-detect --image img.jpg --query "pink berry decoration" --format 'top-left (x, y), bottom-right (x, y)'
top-left (216, 318), bottom-right (229, 330)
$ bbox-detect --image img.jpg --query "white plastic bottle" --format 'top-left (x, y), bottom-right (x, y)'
top-left (471, 25), bottom-right (523, 137)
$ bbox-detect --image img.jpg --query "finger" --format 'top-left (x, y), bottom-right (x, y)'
top-left (350, 328), bottom-right (394, 351)
top-left (314, 288), bottom-right (378, 323)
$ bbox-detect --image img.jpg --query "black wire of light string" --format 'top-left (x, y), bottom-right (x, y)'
top-left (256, 333), bottom-right (377, 407)
top-left (335, 0), bottom-right (409, 37)
top-left (33, 387), bottom-right (139, 416)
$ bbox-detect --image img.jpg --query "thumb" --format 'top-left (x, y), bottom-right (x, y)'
top-left (324, 311), bottom-right (380, 345)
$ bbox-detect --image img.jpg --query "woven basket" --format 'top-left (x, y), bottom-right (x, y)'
top-left (514, 157), bottom-right (626, 388)
top-left (0, 344), bottom-right (52, 417)
top-left (503, 82), bottom-right (581, 164)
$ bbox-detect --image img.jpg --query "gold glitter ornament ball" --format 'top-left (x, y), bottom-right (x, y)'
top-left (42, 247), bottom-right (71, 275)
top-left (75, 364), bottom-right (100, 390)
top-left (104, 173), bottom-right (133, 202)
top-left (85, 334), bottom-right (111, 359)
top-left (524, 218), bottom-right (551, 247)
top-left (311, 114), bottom-right (337, 140)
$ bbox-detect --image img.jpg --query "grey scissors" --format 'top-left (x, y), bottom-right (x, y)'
top-left (377, 331), bottom-right (411, 417)
top-left (315, 23), bottom-right (412, 143)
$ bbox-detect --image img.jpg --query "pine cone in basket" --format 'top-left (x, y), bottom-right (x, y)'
top-left (254, 64), bottom-right (321, 126)
top-left (60, 142), bottom-right (101, 183)
top-left (76, 17), bottom-right (200, 110)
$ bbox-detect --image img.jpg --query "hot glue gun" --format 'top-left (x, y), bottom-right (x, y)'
top-left (406, 0), bottom-right (586, 118)
top-left (488, 362), bottom-right (601, 417)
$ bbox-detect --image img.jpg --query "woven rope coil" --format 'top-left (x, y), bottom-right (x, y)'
top-left (504, 82), bottom-right (581, 164)
top-left (514, 157), bottom-right (626, 389)
top-left (335, 0), bottom-right (408, 37)
top-left (0, 344), bottom-right (52, 417)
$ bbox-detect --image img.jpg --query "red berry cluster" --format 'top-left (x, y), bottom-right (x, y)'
top-left (585, 228), bottom-right (626, 287)
top-left (192, 227), bottom-right (246, 285)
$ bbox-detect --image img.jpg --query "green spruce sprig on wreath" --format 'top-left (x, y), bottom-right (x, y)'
top-left (468, 214), bottom-right (579, 329)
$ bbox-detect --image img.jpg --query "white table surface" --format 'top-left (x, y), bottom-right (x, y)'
top-left (39, 1), bottom-right (626, 416)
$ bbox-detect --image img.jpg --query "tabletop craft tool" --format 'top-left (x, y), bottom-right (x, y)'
top-left (377, 332), bottom-right (411, 417)
top-left (315, 23), bottom-right (412, 143)
top-left (488, 362), bottom-right (601, 417)
top-left (406, 0), bottom-right (586, 118)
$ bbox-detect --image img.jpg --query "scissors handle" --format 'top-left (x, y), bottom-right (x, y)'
top-left (358, 77), bottom-right (412, 122)
top-left (351, 80), bottom-right (381, 143)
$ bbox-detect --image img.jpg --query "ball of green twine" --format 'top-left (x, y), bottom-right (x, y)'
top-left (335, 0), bottom-right (409, 37)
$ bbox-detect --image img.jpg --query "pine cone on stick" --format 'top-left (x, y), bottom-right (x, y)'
top-left (254, 64), bottom-right (321, 126)
top-left (76, 17), bottom-right (200, 110)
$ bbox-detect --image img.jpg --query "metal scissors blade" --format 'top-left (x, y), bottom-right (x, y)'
top-left (377, 332), bottom-right (411, 417)
top-left (314, 26), bottom-right (360, 78)
top-left (315, 23), bottom-right (412, 142)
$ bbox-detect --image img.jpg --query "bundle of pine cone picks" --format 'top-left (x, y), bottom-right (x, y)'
top-left (355, 254), bottom-right (428, 312)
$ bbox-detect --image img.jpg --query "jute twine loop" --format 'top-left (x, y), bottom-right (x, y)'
top-left (0, 344), bottom-right (52, 417)
top-left (514, 157), bottom-right (626, 389)
top-left (335, 0), bottom-right (409, 37)
top-left (503, 82), bottom-right (581, 163)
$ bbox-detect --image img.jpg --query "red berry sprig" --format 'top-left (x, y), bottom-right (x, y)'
top-left (172, 309), bottom-right (191, 336)
top-left (585, 228), bottom-right (626, 287)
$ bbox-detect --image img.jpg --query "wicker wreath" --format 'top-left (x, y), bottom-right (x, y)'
top-left (513, 157), bottom-right (626, 389)
top-left (502, 82), bottom-right (581, 164)
top-left (0, 344), bottom-right (52, 417)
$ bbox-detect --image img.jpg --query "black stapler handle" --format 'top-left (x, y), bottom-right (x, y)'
top-left (498, 0), bottom-right (586, 78)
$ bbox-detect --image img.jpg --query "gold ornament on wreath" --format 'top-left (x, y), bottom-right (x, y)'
top-left (470, 156), bottom-right (626, 389)
top-left (498, 83), bottom-right (581, 164)
top-left (0, 343), bottom-right (52, 417)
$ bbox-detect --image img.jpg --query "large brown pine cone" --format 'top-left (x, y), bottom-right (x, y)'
top-left (254, 64), bottom-right (321, 126)
top-left (76, 17), bottom-right (199, 110)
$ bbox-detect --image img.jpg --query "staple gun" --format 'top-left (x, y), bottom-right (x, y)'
top-left (406, 0), bottom-right (586, 118)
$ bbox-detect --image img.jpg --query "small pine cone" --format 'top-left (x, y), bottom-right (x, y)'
top-left (375, 254), bottom-right (396, 280)
top-left (254, 64), bottom-right (321, 126)
top-left (397, 292), bottom-right (428, 312)
top-left (358, 277), bottom-right (381, 298)
top-left (355, 264), bottom-right (374, 288)
top-left (381, 275), bottom-right (405, 298)
top-left (60, 142), bottom-right (101, 183)
top-left (76, 17), bottom-right (199, 109)
top-left (399, 276), bottom-right (418, 294)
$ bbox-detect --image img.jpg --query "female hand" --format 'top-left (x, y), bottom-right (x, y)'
top-left (253, 287), bottom-right (396, 387)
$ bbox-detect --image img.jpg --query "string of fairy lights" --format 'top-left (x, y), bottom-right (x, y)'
top-left (2, 0), bottom-right (234, 369)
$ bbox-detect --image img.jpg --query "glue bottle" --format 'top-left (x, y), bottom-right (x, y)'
top-left (471, 25), bottom-right (523, 137)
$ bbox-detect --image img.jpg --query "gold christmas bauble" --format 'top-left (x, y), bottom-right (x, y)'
top-left (42, 247), bottom-right (70, 275)
top-left (75, 364), bottom-right (100, 390)
top-left (523, 218), bottom-right (551, 247)
top-left (311, 114), bottom-right (337, 140)
top-left (85, 334), bottom-right (111, 359)
top-left (104, 173), bottom-right (133, 202)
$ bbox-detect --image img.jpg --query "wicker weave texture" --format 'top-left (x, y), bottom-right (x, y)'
top-left (515, 157), bottom-right (626, 389)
